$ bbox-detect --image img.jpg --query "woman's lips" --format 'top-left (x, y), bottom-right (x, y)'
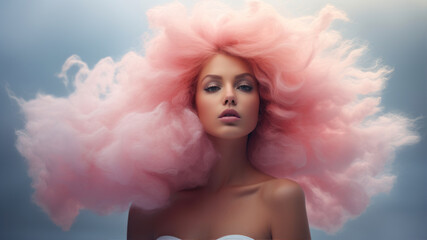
top-left (219, 109), bottom-right (241, 118)
top-left (219, 109), bottom-right (240, 123)
top-left (219, 116), bottom-right (240, 123)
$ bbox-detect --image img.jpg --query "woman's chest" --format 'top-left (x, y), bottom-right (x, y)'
top-left (154, 188), bottom-right (271, 239)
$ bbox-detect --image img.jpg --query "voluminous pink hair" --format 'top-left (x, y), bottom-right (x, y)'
top-left (15, 0), bottom-right (419, 233)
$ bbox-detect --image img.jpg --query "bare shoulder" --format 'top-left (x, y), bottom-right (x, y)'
top-left (261, 178), bottom-right (305, 206)
top-left (261, 179), bottom-right (311, 239)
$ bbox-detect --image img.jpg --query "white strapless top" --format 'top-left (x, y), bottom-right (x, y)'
top-left (157, 235), bottom-right (254, 240)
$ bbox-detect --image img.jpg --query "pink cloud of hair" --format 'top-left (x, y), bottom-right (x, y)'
top-left (15, 0), bottom-right (419, 233)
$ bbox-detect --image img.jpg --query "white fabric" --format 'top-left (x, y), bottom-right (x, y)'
top-left (156, 234), bottom-right (254, 240)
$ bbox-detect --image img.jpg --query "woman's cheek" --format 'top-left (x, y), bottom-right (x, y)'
top-left (249, 98), bottom-right (260, 130)
top-left (196, 96), bottom-right (215, 131)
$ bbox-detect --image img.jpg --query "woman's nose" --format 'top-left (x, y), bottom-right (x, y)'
top-left (223, 86), bottom-right (237, 106)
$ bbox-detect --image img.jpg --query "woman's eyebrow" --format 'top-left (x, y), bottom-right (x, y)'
top-left (200, 73), bottom-right (255, 83)
top-left (200, 74), bottom-right (222, 84)
top-left (235, 73), bottom-right (256, 82)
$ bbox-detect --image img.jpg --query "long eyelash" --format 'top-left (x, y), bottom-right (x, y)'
top-left (238, 85), bottom-right (253, 92)
top-left (204, 86), bottom-right (220, 92)
top-left (203, 84), bottom-right (253, 93)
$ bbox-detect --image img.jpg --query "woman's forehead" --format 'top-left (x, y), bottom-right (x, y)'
top-left (198, 53), bottom-right (253, 79)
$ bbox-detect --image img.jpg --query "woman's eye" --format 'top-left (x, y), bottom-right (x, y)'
top-left (238, 85), bottom-right (253, 92)
top-left (204, 86), bottom-right (220, 93)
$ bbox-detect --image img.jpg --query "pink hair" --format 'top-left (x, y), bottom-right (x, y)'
top-left (15, 0), bottom-right (419, 233)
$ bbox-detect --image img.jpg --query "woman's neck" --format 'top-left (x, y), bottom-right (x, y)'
top-left (205, 135), bottom-right (256, 192)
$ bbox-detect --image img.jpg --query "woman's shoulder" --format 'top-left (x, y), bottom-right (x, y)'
top-left (259, 178), bottom-right (305, 206)
top-left (260, 179), bottom-right (311, 239)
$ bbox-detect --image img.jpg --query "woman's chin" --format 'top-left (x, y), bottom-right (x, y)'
top-left (206, 129), bottom-right (252, 140)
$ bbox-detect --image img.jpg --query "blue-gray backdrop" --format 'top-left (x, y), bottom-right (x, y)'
top-left (1, 0), bottom-right (426, 239)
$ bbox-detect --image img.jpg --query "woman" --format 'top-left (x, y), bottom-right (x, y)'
top-left (15, 0), bottom-right (418, 238)
top-left (127, 53), bottom-right (311, 239)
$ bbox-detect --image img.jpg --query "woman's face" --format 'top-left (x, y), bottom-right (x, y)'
top-left (195, 53), bottom-right (259, 139)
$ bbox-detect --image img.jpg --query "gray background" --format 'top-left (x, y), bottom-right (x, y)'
top-left (1, 0), bottom-right (426, 239)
